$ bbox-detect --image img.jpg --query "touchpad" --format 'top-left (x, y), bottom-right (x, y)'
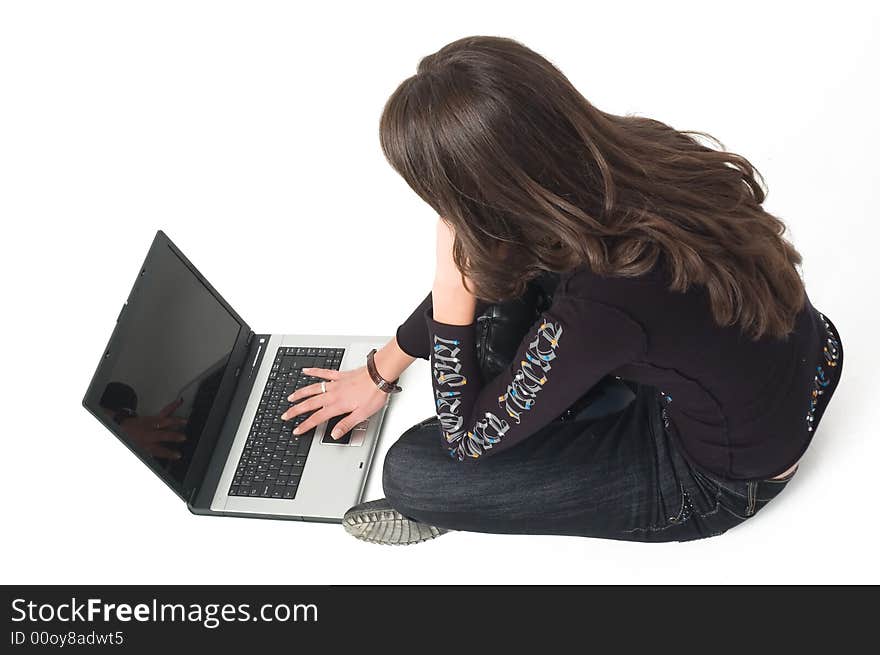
top-left (321, 415), bottom-right (369, 446)
top-left (322, 415), bottom-right (350, 444)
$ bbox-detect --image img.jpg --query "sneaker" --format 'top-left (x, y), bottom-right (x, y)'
top-left (342, 498), bottom-right (449, 545)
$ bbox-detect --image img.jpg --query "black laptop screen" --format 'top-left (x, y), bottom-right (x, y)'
top-left (92, 243), bottom-right (242, 493)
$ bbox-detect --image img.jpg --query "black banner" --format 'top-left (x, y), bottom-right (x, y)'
top-left (0, 585), bottom-right (872, 649)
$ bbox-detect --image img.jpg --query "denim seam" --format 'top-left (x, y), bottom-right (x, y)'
top-left (746, 481), bottom-right (757, 517)
top-left (756, 485), bottom-right (790, 502)
top-left (712, 481), bottom-right (749, 500)
top-left (711, 477), bottom-right (790, 501)
top-left (718, 503), bottom-right (751, 521)
top-left (621, 500), bottom-right (722, 534)
top-left (622, 482), bottom-right (723, 534)
top-left (664, 483), bottom-right (687, 525)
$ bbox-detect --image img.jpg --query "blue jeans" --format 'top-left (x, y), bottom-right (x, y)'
top-left (381, 379), bottom-right (796, 542)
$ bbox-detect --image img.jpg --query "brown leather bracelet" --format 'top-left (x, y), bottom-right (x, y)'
top-left (366, 348), bottom-right (402, 394)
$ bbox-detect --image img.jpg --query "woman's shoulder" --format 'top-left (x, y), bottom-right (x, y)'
top-left (557, 257), bottom-right (671, 303)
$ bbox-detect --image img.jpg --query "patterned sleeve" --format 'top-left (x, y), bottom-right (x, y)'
top-left (396, 291), bottom-right (491, 360)
top-left (425, 293), bottom-right (646, 461)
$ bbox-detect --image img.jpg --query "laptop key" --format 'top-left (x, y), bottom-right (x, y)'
top-left (225, 345), bottom-right (342, 503)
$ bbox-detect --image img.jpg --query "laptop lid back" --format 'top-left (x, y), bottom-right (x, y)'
top-left (83, 231), bottom-right (252, 503)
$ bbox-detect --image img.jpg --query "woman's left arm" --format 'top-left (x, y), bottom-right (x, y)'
top-left (427, 219), bottom-right (647, 461)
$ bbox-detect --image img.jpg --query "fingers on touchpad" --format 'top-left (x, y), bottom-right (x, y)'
top-left (321, 418), bottom-right (369, 446)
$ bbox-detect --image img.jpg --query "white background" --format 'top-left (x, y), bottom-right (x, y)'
top-left (1, 1), bottom-right (877, 584)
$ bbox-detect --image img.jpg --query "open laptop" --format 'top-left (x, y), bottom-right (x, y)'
top-left (83, 231), bottom-right (392, 522)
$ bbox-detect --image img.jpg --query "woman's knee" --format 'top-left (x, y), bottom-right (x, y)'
top-left (381, 421), bottom-right (445, 507)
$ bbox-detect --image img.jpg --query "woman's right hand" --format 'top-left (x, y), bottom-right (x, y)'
top-left (280, 339), bottom-right (415, 440)
top-left (281, 365), bottom-right (388, 440)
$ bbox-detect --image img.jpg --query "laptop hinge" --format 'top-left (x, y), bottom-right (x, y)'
top-left (230, 331), bottom-right (256, 388)
top-left (188, 330), bottom-right (265, 508)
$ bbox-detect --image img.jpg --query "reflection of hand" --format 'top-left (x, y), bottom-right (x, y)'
top-left (120, 398), bottom-right (187, 460)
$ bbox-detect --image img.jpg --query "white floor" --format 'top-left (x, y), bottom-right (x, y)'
top-left (1, 2), bottom-right (878, 584)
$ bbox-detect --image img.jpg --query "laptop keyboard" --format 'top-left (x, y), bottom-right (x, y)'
top-left (228, 346), bottom-right (345, 500)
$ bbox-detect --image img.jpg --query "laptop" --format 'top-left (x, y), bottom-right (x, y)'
top-left (83, 231), bottom-right (393, 522)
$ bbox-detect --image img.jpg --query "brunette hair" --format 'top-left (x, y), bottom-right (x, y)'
top-left (379, 36), bottom-right (805, 340)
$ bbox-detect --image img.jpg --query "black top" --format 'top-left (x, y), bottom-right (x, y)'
top-left (395, 260), bottom-right (843, 480)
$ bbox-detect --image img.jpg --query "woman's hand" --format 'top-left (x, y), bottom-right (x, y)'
top-left (280, 340), bottom-right (414, 440)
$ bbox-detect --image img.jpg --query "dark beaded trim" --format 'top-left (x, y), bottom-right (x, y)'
top-left (659, 390), bottom-right (673, 428)
top-left (806, 312), bottom-right (840, 432)
top-left (667, 487), bottom-right (693, 524)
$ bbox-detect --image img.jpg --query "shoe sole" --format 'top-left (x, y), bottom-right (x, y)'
top-left (343, 508), bottom-right (447, 546)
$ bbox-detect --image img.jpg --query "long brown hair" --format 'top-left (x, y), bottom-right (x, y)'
top-left (379, 36), bottom-right (805, 340)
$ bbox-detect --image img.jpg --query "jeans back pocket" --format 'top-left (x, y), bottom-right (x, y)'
top-left (754, 466), bottom-right (798, 505)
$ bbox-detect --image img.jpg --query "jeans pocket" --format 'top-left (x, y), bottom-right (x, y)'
top-left (692, 467), bottom-right (755, 519)
top-left (707, 467), bottom-right (796, 519)
top-left (754, 466), bottom-right (798, 504)
top-left (679, 468), bottom-right (750, 539)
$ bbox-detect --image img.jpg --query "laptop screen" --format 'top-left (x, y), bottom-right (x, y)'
top-left (87, 239), bottom-right (243, 497)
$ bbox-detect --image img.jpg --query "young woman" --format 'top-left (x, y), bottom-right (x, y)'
top-left (280, 36), bottom-right (843, 544)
